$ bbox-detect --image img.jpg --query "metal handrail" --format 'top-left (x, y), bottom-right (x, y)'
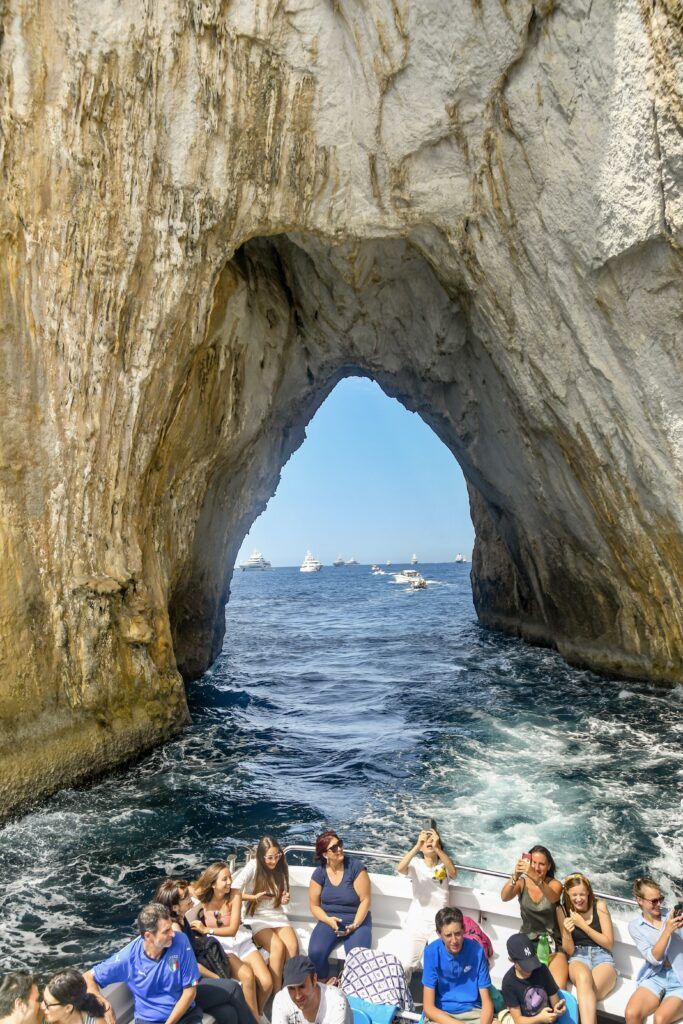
top-left (282, 844), bottom-right (638, 908)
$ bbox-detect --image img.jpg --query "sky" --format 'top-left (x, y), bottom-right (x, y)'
top-left (237, 376), bottom-right (475, 567)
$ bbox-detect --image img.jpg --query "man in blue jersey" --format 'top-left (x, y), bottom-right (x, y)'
top-left (84, 904), bottom-right (201, 1024)
top-left (423, 908), bottom-right (493, 1024)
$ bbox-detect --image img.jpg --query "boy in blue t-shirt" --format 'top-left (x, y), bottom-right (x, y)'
top-left (84, 904), bottom-right (201, 1024)
top-left (423, 907), bottom-right (493, 1024)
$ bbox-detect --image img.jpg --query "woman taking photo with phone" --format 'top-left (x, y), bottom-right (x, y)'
top-left (501, 846), bottom-right (568, 987)
top-left (559, 873), bottom-right (616, 1024)
top-left (625, 876), bottom-right (683, 1024)
top-left (308, 831), bottom-right (372, 982)
top-left (394, 825), bottom-right (458, 972)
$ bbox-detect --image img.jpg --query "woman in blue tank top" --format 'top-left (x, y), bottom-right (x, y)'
top-left (308, 831), bottom-right (372, 981)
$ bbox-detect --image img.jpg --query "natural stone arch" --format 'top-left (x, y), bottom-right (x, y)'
top-left (0, 0), bottom-right (681, 819)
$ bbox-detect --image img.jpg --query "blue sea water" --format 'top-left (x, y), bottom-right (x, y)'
top-left (0, 563), bottom-right (681, 974)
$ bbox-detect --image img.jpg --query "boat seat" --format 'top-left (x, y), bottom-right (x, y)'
top-left (101, 983), bottom-right (217, 1024)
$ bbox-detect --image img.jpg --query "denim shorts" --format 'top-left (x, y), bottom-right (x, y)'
top-left (569, 945), bottom-right (616, 969)
top-left (640, 966), bottom-right (683, 1001)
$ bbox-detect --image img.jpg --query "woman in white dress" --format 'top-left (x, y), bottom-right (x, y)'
top-left (233, 836), bottom-right (300, 994)
top-left (190, 861), bottom-right (272, 1019)
top-left (394, 826), bottom-right (457, 974)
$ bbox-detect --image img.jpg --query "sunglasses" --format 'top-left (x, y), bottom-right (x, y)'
top-left (327, 842), bottom-right (344, 853)
top-left (638, 896), bottom-right (663, 906)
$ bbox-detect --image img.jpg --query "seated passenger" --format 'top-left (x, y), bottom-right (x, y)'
top-left (154, 878), bottom-right (257, 1024)
top-left (84, 903), bottom-right (202, 1024)
top-left (422, 907), bottom-right (493, 1024)
top-left (233, 837), bottom-right (300, 994)
top-left (502, 934), bottom-right (573, 1024)
top-left (308, 832), bottom-right (372, 983)
top-left (395, 826), bottom-right (458, 973)
top-left (0, 972), bottom-right (43, 1024)
top-left (271, 956), bottom-right (352, 1024)
top-left (41, 969), bottom-right (105, 1024)
top-left (558, 873), bottom-right (616, 1024)
top-left (625, 876), bottom-right (683, 1024)
top-left (501, 846), bottom-right (568, 988)
top-left (190, 863), bottom-right (272, 1019)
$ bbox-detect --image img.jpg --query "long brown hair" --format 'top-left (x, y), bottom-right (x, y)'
top-left (154, 878), bottom-right (190, 923)
top-left (194, 862), bottom-right (231, 905)
top-left (244, 837), bottom-right (289, 917)
top-left (562, 872), bottom-right (595, 913)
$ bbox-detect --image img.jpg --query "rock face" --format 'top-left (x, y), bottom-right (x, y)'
top-left (0, 0), bottom-right (681, 819)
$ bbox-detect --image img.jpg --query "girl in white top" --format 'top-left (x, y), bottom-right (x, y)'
top-left (395, 826), bottom-right (457, 972)
top-left (233, 836), bottom-right (300, 995)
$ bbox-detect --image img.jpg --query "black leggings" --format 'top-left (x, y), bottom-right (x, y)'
top-left (196, 978), bottom-right (254, 1024)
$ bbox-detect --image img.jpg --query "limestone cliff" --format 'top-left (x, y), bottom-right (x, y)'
top-left (0, 0), bottom-right (681, 819)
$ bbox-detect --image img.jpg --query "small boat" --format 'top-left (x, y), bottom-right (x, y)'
top-left (239, 549), bottom-right (272, 571)
top-left (393, 568), bottom-right (423, 584)
top-left (385, 560), bottom-right (392, 566)
top-left (300, 550), bottom-right (322, 573)
top-left (455, 552), bottom-right (464, 563)
top-left (333, 555), bottom-right (344, 566)
top-left (410, 577), bottom-right (427, 590)
top-left (345, 557), bottom-right (359, 565)
top-left (411, 553), bottom-right (418, 564)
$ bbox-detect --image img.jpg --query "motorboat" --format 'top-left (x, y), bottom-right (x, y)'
top-left (333, 555), bottom-right (345, 566)
top-left (300, 550), bottom-right (322, 572)
top-left (393, 568), bottom-right (423, 584)
top-left (100, 843), bottom-right (644, 1024)
top-left (455, 552), bottom-right (464, 563)
top-left (410, 577), bottom-right (427, 590)
top-left (386, 560), bottom-right (392, 566)
top-left (346, 557), bottom-right (359, 565)
top-left (411, 553), bottom-right (418, 564)
top-left (239, 549), bottom-right (272, 570)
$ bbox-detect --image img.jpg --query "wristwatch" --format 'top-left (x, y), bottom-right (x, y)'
top-left (209, 928), bottom-right (215, 935)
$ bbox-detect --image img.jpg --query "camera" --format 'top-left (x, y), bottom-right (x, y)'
top-left (673, 902), bottom-right (683, 917)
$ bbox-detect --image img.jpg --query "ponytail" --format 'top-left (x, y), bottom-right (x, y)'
top-left (45, 969), bottom-right (106, 1019)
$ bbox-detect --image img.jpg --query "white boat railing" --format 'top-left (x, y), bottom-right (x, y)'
top-left (282, 844), bottom-right (639, 908)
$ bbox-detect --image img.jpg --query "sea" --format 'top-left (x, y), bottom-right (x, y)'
top-left (0, 563), bottom-right (681, 975)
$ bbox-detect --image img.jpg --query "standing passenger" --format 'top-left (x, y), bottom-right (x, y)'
top-left (394, 826), bottom-right (458, 973)
top-left (501, 846), bottom-right (568, 988)
top-left (308, 832), bottom-right (372, 983)
top-left (625, 877), bottom-right (683, 1024)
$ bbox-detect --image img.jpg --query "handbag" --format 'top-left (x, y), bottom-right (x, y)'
top-left (194, 934), bottom-right (232, 979)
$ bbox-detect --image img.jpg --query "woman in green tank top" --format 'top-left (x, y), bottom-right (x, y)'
top-left (500, 844), bottom-right (569, 988)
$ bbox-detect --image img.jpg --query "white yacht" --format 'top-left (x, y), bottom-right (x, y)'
top-left (333, 555), bottom-right (344, 566)
top-left (455, 552), bottom-right (464, 563)
top-left (411, 553), bottom-right (418, 564)
top-left (345, 557), bottom-right (359, 565)
top-left (300, 550), bottom-right (322, 573)
top-left (393, 568), bottom-right (424, 584)
top-left (239, 549), bottom-right (272, 570)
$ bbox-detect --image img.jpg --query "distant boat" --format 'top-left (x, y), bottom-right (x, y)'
top-left (333, 555), bottom-right (344, 566)
top-left (455, 553), bottom-right (464, 563)
top-left (410, 577), bottom-right (427, 590)
top-left (385, 560), bottom-right (392, 566)
top-left (300, 550), bottom-right (322, 573)
top-left (411, 553), bottom-right (418, 564)
top-left (393, 568), bottom-right (423, 584)
top-left (345, 557), bottom-right (358, 565)
top-left (240, 550), bottom-right (272, 571)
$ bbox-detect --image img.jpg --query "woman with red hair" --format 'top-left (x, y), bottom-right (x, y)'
top-left (308, 831), bottom-right (372, 982)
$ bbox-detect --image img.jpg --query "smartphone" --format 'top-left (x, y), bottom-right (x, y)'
top-left (422, 817), bottom-right (437, 832)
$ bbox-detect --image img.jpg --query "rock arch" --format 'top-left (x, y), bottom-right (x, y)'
top-left (0, 0), bottom-right (681, 819)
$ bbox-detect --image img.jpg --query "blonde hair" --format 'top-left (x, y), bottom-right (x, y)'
top-left (562, 872), bottom-right (595, 913)
top-left (194, 862), bottom-right (230, 905)
top-left (633, 876), bottom-right (661, 899)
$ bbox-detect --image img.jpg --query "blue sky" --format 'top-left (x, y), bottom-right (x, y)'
top-left (237, 377), bottom-right (474, 567)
